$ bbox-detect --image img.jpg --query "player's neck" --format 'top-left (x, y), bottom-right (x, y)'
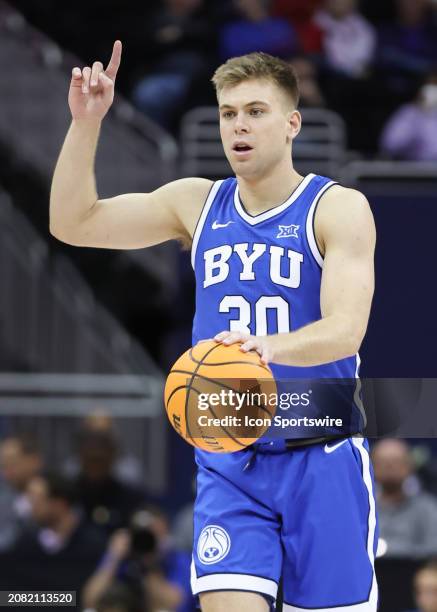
top-left (237, 165), bottom-right (304, 216)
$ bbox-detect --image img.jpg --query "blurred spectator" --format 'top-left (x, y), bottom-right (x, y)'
top-left (219, 0), bottom-right (298, 61)
top-left (380, 71), bottom-right (437, 161)
top-left (314, 0), bottom-right (376, 78)
top-left (172, 503), bottom-right (194, 553)
top-left (172, 476), bottom-right (195, 553)
top-left (73, 429), bottom-right (148, 535)
top-left (83, 529), bottom-right (145, 610)
top-left (94, 581), bottom-right (147, 612)
top-left (64, 410), bottom-right (143, 487)
top-left (272, 0), bottom-right (323, 53)
top-left (84, 506), bottom-right (195, 612)
top-left (0, 433), bottom-right (43, 550)
top-left (140, 506), bottom-right (195, 612)
top-left (131, 0), bottom-right (215, 129)
top-left (313, 0), bottom-right (378, 150)
top-left (372, 439), bottom-right (437, 559)
top-left (406, 560), bottom-right (437, 612)
top-left (288, 56), bottom-right (326, 107)
top-left (377, 0), bottom-right (437, 95)
top-left (0, 472), bottom-right (106, 606)
top-left (415, 441), bottom-right (437, 499)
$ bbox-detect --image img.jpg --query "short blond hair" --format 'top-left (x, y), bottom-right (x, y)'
top-left (212, 52), bottom-right (300, 109)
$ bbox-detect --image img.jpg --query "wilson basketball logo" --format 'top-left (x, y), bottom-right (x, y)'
top-left (197, 525), bottom-right (231, 565)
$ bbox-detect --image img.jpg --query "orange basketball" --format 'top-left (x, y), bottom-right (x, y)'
top-left (164, 340), bottom-right (277, 452)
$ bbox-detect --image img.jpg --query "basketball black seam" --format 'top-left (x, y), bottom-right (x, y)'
top-left (168, 379), bottom-right (269, 446)
top-left (187, 386), bottom-right (250, 448)
top-left (185, 343), bottom-right (226, 447)
top-left (168, 369), bottom-right (274, 417)
top-left (167, 384), bottom-right (246, 450)
top-left (185, 343), bottom-right (268, 448)
top-left (166, 384), bottom-right (202, 449)
top-left (205, 398), bottom-right (247, 447)
top-left (189, 346), bottom-right (272, 375)
top-left (166, 384), bottom-right (192, 408)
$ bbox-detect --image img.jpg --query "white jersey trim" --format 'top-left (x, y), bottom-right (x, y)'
top-left (190, 561), bottom-right (278, 600)
top-left (283, 599), bottom-right (376, 611)
top-left (234, 173), bottom-right (315, 225)
top-left (191, 180), bottom-right (224, 269)
top-left (305, 180), bottom-right (337, 269)
top-left (352, 437), bottom-right (378, 609)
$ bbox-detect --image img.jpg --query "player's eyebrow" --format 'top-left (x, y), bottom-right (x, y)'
top-left (219, 100), bottom-right (271, 110)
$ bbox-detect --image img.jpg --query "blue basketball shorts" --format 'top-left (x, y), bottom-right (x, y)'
top-left (191, 438), bottom-right (378, 611)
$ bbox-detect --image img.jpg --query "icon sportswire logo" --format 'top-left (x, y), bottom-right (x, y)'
top-left (324, 439), bottom-right (349, 454)
top-left (212, 220), bottom-right (235, 230)
top-left (197, 525), bottom-right (231, 565)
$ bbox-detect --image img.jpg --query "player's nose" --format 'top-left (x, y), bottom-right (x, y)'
top-left (234, 112), bottom-right (250, 134)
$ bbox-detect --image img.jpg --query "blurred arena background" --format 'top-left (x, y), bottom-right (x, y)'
top-left (0, 0), bottom-right (436, 610)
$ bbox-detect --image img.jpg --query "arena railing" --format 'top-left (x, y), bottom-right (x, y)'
top-left (0, 373), bottom-right (167, 494)
top-left (0, 189), bottom-right (167, 493)
top-left (339, 161), bottom-right (437, 196)
top-left (0, 189), bottom-right (163, 376)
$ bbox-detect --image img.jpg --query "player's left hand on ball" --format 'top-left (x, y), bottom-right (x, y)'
top-left (214, 331), bottom-right (273, 364)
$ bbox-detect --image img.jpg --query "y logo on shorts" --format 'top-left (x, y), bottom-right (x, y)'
top-left (197, 525), bottom-right (231, 565)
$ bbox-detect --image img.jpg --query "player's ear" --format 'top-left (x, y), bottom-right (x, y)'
top-left (287, 109), bottom-right (301, 143)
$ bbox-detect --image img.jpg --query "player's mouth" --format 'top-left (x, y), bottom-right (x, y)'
top-left (232, 142), bottom-right (254, 158)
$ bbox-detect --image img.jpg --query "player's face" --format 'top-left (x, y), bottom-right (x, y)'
top-left (218, 79), bottom-right (300, 179)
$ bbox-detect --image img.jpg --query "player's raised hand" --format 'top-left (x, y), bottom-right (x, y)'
top-left (68, 40), bottom-right (122, 121)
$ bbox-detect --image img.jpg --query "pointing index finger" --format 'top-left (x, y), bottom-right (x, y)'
top-left (105, 40), bottom-right (122, 81)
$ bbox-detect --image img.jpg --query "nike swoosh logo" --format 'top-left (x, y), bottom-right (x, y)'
top-left (212, 220), bottom-right (234, 229)
top-left (324, 439), bottom-right (349, 454)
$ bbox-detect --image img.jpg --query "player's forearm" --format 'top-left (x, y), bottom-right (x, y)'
top-left (49, 119), bottom-right (101, 241)
top-left (269, 315), bottom-right (363, 367)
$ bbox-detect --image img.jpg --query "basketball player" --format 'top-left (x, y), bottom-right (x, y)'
top-left (50, 40), bottom-right (377, 611)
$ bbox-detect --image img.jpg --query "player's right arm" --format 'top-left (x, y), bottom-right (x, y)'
top-left (50, 41), bottom-right (211, 249)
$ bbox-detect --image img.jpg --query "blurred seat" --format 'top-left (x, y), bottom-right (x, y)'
top-left (375, 557), bottom-right (422, 612)
top-left (0, 189), bottom-right (161, 376)
top-left (0, 187), bottom-right (168, 494)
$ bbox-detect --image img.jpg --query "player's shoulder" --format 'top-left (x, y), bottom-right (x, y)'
top-left (319, 183), bottom-right (370, 211)
top-left (314, 183), bottom-right (375, 246)
top-left (157, 175), bottom-right (212, 219)
top-left (163, 177), bottom-right (214, 204)
top-left (158, 177), bottom-right (214, 245)
top-left (316, 183), bottom-right (372, 225)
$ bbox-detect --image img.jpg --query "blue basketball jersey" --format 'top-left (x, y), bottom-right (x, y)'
top-left (189, 174), bottom-right (378, 611)
top-left (191, 173), bottom-right (359, 380)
